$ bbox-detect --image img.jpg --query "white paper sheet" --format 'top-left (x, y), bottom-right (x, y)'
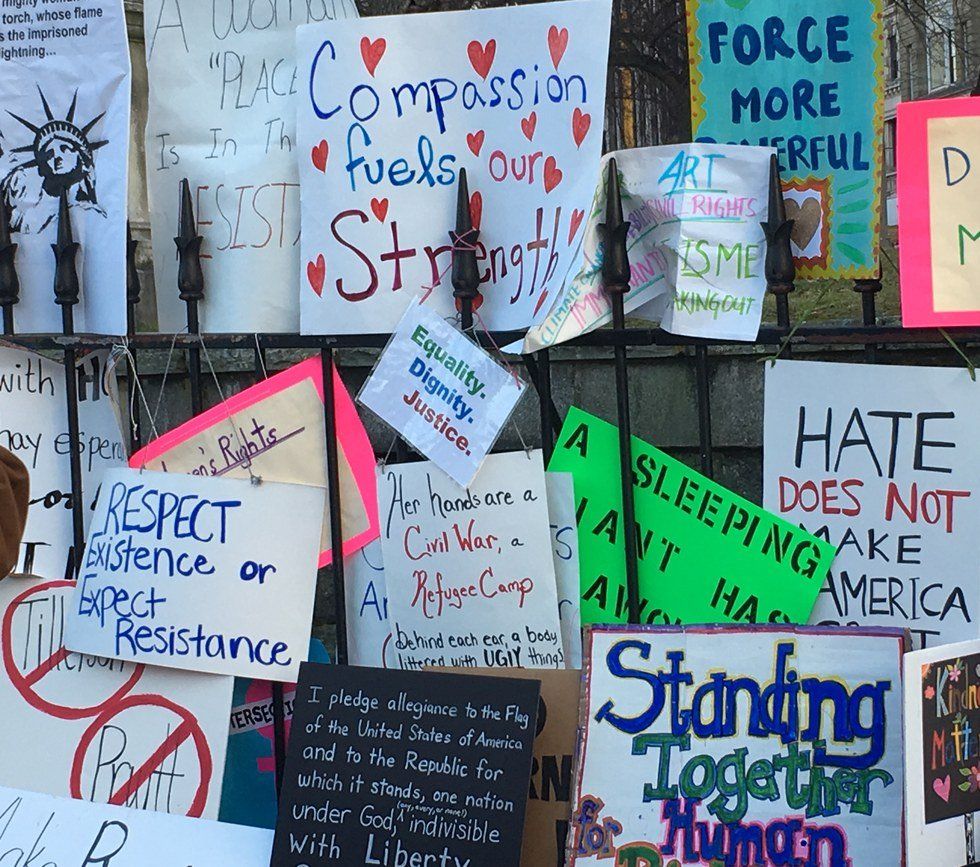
top-left (143, 0), bottom-right (359, 333)
top-left (0, 0), bottom-right (130, 334)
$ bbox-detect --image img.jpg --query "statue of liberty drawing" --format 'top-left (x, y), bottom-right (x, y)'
top-left (0, 86), bottom-right (109, 234)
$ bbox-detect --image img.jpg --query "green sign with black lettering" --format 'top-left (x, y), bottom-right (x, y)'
top-left (548, 407), bottom-right (834, 625)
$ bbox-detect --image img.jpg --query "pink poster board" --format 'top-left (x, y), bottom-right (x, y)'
top-left (130, 359), bottom-right (379, 566)
top-left (898, 95), bottom-right (980, 326)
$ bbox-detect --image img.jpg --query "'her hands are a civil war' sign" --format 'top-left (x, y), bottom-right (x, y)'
top-left (296, 0), bottom-right (611, 335)
top-left (686, 0), bottom-right (884, 279)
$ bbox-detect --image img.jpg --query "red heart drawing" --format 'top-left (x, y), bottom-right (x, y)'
top-left (467, 39), bottom-right (496, 79)
top-left (469, 192), bottom-right (483, 230)
top-left (360, 37), bottom-right (386, 76)
top-left (521, 111), bottom-right (537, 141)
top-left (307, 255), bottom-right (326, 297)
top-left (466, 130), bottom-right (485, 157)
top-left (572, 108), bottom-right (591, 148)
top-left (934, 776), bottom-right (951, 802)
top-left (548, 26), bottom-right (569, 69)
top-left (371, 197), bottom-right (389, 222)
top-left (543, 157), bottom-right (563, 194)
top-left (568, 208), bottom-right (585, 244)
top-left (311, 140), bottom-right (328, 173)
top-left (533, 289), bottom-right (550, 317)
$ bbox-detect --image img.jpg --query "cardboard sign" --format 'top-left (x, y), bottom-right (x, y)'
top-left (65, 468), bottom-right (324, 681)
top-left (219, 639), bottom-right (330, 829)
top-left (0, 786), bottom-right (273, 866)
top-left (905, 638), bottom-right (980, 865)
top-left (130, 358), bottom-right (378, 567)
top-left (546, 473), bottom-right (582, 669)
top-left (439, 667), bottom-right (581, 867)
top-left (0, 575), bottom-right (233, 818)
top-left (897, 96), bottom-right (980, 327)
top-left (296, 0), bottom-right (611, 335)
top-left (0, 346), bottom-right (126, 580)
top-left (143, 0), bottom-right (359, 333)
top-left (271, 663), bottom-right (540, 867)
top-left (345, 539), bottom-right (395, 668)
top-left (0, 0), bottom-right (129, 334)
top-left (686, 0), bottom-right (883, 279)
top-left (523, 143), bottom-right (773, 351)
top-left (549, 407), bottom-right (834, 626)
top-left (569, 625), bottom-right (906, 866)
top-left (360, 303), bottom-right (525, 486)
top-left (378, 451), bottom-right (565, 670)
top-left (763, 360), bottom-right (980, 648)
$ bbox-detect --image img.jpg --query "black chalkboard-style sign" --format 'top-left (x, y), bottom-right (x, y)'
top-left (271, 663), bottom-right (541, 867)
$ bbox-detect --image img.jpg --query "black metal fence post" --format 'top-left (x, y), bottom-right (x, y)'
top-left (321, 349), bottom-right (349, 665)
top-left (599, 159), bottom-right (641, 625)
top-left (53, 193), bottom-right (86, 577)
top-left (126, 224), bottom-right (143, 453)
top-left (452, 168), bottom-right (480, 335)
top-left (175, 179), bottom-right (205, 416)
top-left (0, 193), bottom-right (18, 336)
top-left (853, 269), bottom-right (882, 363)
top-left (762, 155), bottom-right (796, 344)
top-left (694, 343), bottom-right (714, 478)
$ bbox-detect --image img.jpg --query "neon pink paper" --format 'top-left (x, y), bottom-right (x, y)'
top-left (130, 359), bottom-right (379, 566)
top-left (898, 96), bottom-right (980, 327)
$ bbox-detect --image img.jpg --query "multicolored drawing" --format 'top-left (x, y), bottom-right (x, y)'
top-left (686, 0), bottom-right (884, 278)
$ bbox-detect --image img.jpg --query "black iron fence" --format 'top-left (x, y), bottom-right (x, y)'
top-left (0, 157), bottom-right (975, 793)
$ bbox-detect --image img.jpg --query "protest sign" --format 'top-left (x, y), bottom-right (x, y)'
top-left (378, 451), bottom-right (565, 670)
top-left (546, 472), bottom-right (582, 669)
top-left (271, 663), bottom-right (539, 867)
top-left (143, 0), bottom-right (359, 333)
top-left (764, 360), bottom-right (980, 648)
top-left (65, 468), bottom-right (324, 681)
top-left (345, 539), bottom-right (395, 668)
top-left (569, 624), bottom-right (905, 866)
top-left (0, 0), bottom-right (129, 334)
top-left (0, 575), bottom-right (232, 818)
top-left (440, 667), bottom-right (580, 867)
top-left (360, 303), bottom-right (525, 486)
top-left (296, 0), bottom-right (611, 335)
top-left (905, 638), bottom-right (980, 866)
top-left (549, 406), bottom-right (834, 626)
top-left (686, 0), bottom-right (883, 279)
top-left (0, 346), bottom-right (126, 580)
top-left (219, 639), bottom-right (330, 829)
top-left (0, 786), bottom-right (273, 866)
top-left (523, 143), bottom-right (772, 351)
top-left (130, 357), bottom-right (377, 567)
top-left (898, 96), bottom-right (980, 327)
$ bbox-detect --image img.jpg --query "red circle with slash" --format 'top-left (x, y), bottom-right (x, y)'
top-left (2, 579), bottom-right (144, 720)
top-left (70, 693), bottom-right (213, 818)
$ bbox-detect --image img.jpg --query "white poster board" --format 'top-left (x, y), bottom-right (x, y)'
top-left (522, 144), bottom-right (773, 351)
top-left (764, 360), bottom-right (980, 649)
top-left (344, 538), bottom-right (394, 668)
top-left (546, 471), bottom-right (581, 668)
top-left (143, 0), bottom-right (359, 333)
top-left (570, 625), bottom-right (906, 866)
top-left (359, 302), bottom-right (525, 486)
top-left (296, 0), bottom-right (611, 335)
top-left (0, 575), bottom-right (232, 818)
top-left (0, 786), bottom-right (272, 865)
top-left (378, 450), bottom-right (564, 669)
top-left (0, 0), bottom-right (129, 334)
top-left (0, 345), bottom-right (126, 580)
top-left (65, 468), bottom-right (324, 680)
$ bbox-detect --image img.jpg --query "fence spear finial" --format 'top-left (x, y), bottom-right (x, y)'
top-left (175, 178), bottom-right (205, 304)
top-left (52, 190), bottom-right (80, 310)
top-left (450, 167), bottom-right (481, 312)
top-left (0, 189), bottom-right (19, 314)
top-left (599, 158), bottom-right (631, 297)
top-left (761, 154), bottom-right (796, 295)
